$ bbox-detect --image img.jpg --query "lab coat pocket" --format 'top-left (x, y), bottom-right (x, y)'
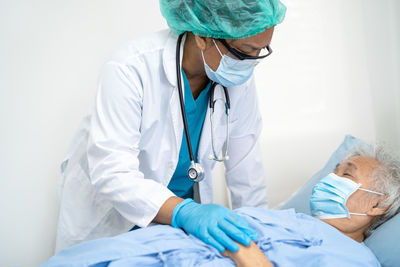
top-left (58, 154), bottom-right (112, 241)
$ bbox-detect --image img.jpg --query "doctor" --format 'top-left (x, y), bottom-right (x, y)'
top-left (56, 0), bottom-right (286, 253)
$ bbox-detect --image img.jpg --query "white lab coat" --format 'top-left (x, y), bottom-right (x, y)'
top-left (55, 29), bottom-right (267, 252)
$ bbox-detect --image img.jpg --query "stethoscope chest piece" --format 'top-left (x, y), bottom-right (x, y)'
top-left (188, 161), bottom-right (205, 182)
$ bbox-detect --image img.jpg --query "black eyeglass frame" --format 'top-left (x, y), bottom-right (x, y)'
top-left (217, 39), bottom-right (273, 60)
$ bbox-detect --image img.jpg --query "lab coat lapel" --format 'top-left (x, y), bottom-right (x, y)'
top-left (163, 32), bottom-right (186, 158)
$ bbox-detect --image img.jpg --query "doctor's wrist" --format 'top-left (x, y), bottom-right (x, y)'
top-left (152, 196), bottom-right (184, 225)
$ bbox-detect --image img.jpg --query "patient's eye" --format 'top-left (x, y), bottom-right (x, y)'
top-left (343, 172), bottom-right (353, 178)
top-left (334, 163), bottom-right (340, 173)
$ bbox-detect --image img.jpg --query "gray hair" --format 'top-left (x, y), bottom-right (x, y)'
top-left (346, 145), bottom-right (400, 236)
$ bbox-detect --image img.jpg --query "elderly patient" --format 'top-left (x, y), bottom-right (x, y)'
top-left (42, 147), bottom-right (400, 267)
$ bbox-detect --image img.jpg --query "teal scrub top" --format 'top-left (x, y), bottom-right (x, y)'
top-left (167, 70), bottom-right (211, 198)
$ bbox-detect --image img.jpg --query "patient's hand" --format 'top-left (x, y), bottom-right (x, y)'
top-left (222, 242), bottom-right (273, 267)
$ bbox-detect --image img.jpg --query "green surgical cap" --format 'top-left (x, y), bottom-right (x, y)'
top-left (159, 0), bottom-right (286, 39)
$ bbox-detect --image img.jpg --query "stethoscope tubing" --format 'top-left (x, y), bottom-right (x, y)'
top-left (176, 33), bottom-right (230, 180)
top-left (176, 33), bottom-right (195, 162)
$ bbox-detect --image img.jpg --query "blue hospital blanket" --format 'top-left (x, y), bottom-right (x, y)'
top-left (42, 208), bottom-right (380, 267)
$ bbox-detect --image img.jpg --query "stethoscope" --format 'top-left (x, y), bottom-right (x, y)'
top-left (176, 33), bottom-right (230, 182)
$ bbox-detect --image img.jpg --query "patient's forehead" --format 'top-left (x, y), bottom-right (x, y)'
top-left (335, 156), bottom-right (382, 184)
top-left (336, 156), bottom-right (381, 170)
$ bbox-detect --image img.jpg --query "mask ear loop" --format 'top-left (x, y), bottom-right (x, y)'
top-left (212, 39), bottom-right (224, 57)
top-left (200, 50), bottom-right (211, 70)
top-left (349, 212), bottom-right (368, 216)
top-left (358, 188), bottom-right (385, 196)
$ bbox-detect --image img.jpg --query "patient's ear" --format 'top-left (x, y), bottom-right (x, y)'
top-left (366, 198), bottom-right (390, 216)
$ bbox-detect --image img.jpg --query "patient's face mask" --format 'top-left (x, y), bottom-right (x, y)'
top-left (310, 173), bottom-right (384, 219)
top-left (201, 39), bottom-right (259, 87)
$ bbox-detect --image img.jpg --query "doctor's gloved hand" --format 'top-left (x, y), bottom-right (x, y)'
top-left (171, 199), bottom-right (258, 253)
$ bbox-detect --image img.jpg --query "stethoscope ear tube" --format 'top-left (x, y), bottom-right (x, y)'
top-left (209, 82), bottom-right (230, 110)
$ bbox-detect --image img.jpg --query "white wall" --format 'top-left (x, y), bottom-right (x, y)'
top-left (0, 1), bottom-right (167, 266)
top-left (260, 0), bottom-right (400, 208)
top-left (362, 0), bottom-right (400, 151)
top-left (0, 1), bottom-right (399, 266)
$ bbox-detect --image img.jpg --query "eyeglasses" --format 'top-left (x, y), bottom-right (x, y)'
top-left (216, 39), bottom-right (273, 60)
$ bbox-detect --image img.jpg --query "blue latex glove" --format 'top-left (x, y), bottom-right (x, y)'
top-left (171, 199), bottom-right (258, 252)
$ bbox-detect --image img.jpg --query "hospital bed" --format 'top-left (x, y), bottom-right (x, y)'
top-left (41, 135), bottom-right (400, 267)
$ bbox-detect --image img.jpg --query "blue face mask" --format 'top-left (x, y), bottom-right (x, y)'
top-left (310, 173), bottom-right (384, 219)
top-left (201, 39), bottom-right (259, 87)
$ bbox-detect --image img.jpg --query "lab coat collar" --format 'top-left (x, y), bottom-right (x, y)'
top-left (163, 31), bottom-right (186, 87)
